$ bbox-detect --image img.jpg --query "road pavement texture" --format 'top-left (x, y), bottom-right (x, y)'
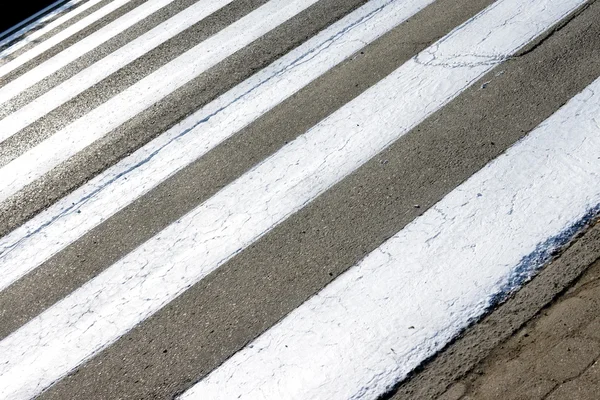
top-left (0, 0), bottom-right (599, 399)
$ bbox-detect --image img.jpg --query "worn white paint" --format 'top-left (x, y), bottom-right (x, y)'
top-left (0, 0), bottom-right (435, 292)
top-left (0, 0), bottom-right (235, 142)
top-left (0, 0), bottom-right (175, 105)
top-left (0, 0), bottom-right (320, 203)
top-left (0, 0), bottom-right (104, 58)
top-left (181, 76), bottom-right (600, 400)
top-left (0, 0), bottom-right (134, 79)
top-left (0, 1), bottom-right (585, 399)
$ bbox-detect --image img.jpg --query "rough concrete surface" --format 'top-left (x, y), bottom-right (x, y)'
top-left (439, 253), bottom-right (600, 400)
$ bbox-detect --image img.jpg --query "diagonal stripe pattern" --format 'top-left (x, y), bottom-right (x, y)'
top-left (0, 0), bottom-right (598, 399)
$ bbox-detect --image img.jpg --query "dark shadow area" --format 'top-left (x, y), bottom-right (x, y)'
top-left (0, 0), bottom-right (68, 36)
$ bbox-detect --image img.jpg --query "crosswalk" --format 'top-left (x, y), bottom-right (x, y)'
top-left (0, 0), bottom-right (598, 399)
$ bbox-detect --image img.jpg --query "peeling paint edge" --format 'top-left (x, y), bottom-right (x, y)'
top-left (378, 205), bottom-right (600, 400)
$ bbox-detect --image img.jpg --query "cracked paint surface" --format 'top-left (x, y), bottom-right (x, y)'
top-left (181, 75), bottom-right (600, 400)
top-left (0, 0), bottom-right (234, 142)
top-left (0, 0), bottom-right (588, 398)
top-left (0, 0), bottom-right (321, 203)
top-left (0, 0), bottom-right (435, 291)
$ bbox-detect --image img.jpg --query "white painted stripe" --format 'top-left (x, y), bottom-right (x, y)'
top-left (0, 1), bottom-right (584, 398)
top-left (0, 0), bottom-right (235, 143)
top-left (0, 0), bottom-right (320, 203)
top-left (0, 0), bottom-right (100, 57)
top-left (0, 0), bottom-right (171, 102)
top-left (181, 76), bottom-right (600, 400)
top-left (0, 0), bottom-right (435, 291)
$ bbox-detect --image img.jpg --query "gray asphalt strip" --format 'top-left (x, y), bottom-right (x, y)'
top-left (0, 0), bottom-right (271, 165)
top-left (0, 0), bottom-right (369, 237)
top-left (0, 0), bottom-right (151, 85)
top-left (0, 0), bottom-right (244, 119)
top-left (38, 2), bottom-right (600, 399)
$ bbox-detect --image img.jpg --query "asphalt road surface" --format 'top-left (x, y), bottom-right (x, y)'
top-left (0, 0), bottom-right (599, 399)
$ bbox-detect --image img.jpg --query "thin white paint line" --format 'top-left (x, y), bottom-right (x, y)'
top-left (0, 0), bottom-right (236, 143)
top-left (0, 0), bottom-right (435, 291)
top-left (0, 0), bottom-right (100, 57)
top-left (181, 77), bottom-right (600, 400)
top-left (0, 0), bottom-right (137, 82)
top-left (0, 0), bottom-right (321, 203)
top-left (0, 0), bottom-right (172, 102)
top-left (0, 1), bottom-right (585, 398)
